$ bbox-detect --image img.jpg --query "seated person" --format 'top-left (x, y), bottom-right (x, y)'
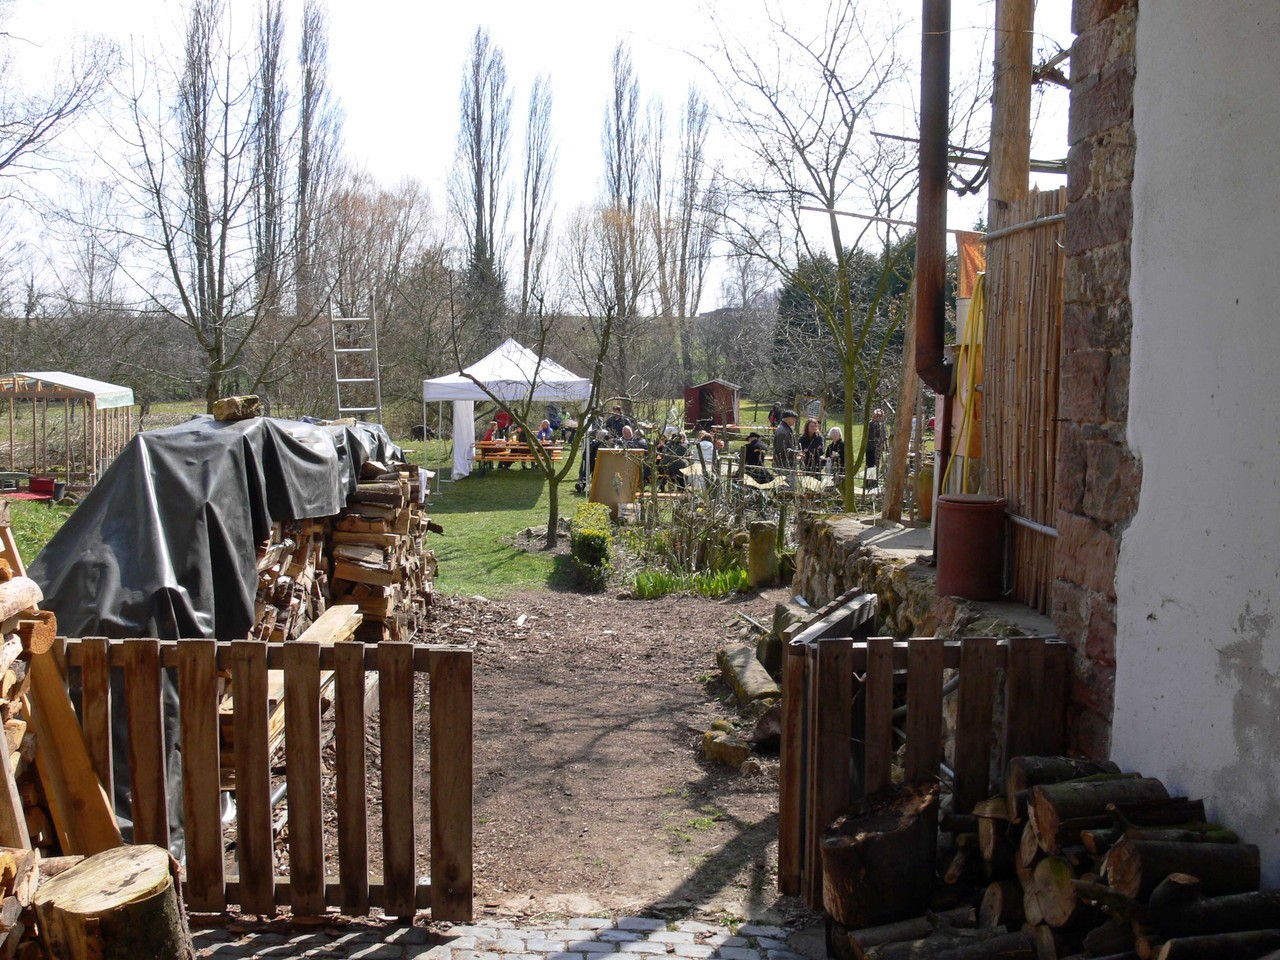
top-left (536, 419), bottom-right (554, 442)
top-left (481, 420), bottom-right (499, 442)
top-left (620, 424), bottom-right (647, 450)
top-left (742, 431), bottom-right (773, 484)
top-left (656, 434), bottom-right (689, 489)
top-left (604, 405), bottom-right (631, 437)
top-left (824, 427), bottom-right (845, 476)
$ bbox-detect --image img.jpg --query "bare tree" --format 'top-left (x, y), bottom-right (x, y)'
top-left (516, 73), bottom-right (555, 342)
top-left (111, 0), bottom-right (316, 411)
top-left (0, 6), bottom-right (116, 196)
top-left (294, 0), bottom-right (343, 323)
top-left (709, 0), bottom-right (915, 510)
top-left (649, 86), bottom-right (722, 383)
top-left (600, 42), bottom-right (653, 393)
top-left (449, 27), bottom-right (511, 346)
top-left (252, 0), bottom-right (288, 316)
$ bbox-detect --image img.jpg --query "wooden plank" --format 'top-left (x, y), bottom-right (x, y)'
top-left (176, 640), bottom-right (224, 913)
top-left (806, 637), bottom-right (854, 910)
top-left (777, 633), bottom-right (807, 896)
top-left (379, 642), bottom-right (416, 918)
top-left (284, 642), bottom-right (325, 916)
top-left (1042, 642), bottom-right (1069, 755)
top-left (230, 639), bottom-right (274, 915)
top-left (801, 645), bottom-right (822, 910)
top-left (952, 637), bottom-right (999, 813)
top-left (904, 638), bottom-right (945, 784)
top-left (1003, 636), bottom-right (1045, 767)
top-left (27, 653), bottom-right (121, 855)
top-left (222, 879), bottom-right (433, 912)
top-left (429, 647), bottom-right (473, 923)
top-left (123, 638), bottom-right (168, 847)
top-left (77, 638), bottom-right (113, 803)
top-left (864, 636), bottom-right (896, 796)
top-left (334, 642), bottom-right (369, 915)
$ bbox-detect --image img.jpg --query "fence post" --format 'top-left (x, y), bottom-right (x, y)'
top-left (230, 639), bottom-right (274, 915)
top-left (379, 642), bottom-right (416, 918)
top-left (777, 628), bottom-right (808, 897)
top-left (904, 638), bottom-right (944, 783)
top-left (1003, 636), bottom-right (1046, 767)
top-left (79, 637), bottom-right (112, 802)
top-left (953, 637), bottom-right (999, 813)
top-left (176, 640), bottom-right (224, 913)
top-left (284, 641), bottom-right (325, 915)
top-left (429, 647), bottom-right (473, 922)
top-left (334, 641), bottom-right (370, 915)
top-left (123, 638), bottom-right (168, 848)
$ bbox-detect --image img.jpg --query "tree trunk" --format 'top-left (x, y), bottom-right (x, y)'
top-left (1105, 840), bottom-right (1261, 900)
top-left (546, 476), bottom-right (560, 547)
top-left (881, 284), bottom-right (917, 522)
top-left (33, 845), bottom-right (194, 960)
top-left (821, 783), bottom-right (940, 929)
top-left (1149, 873), bottom-right (1280, 938)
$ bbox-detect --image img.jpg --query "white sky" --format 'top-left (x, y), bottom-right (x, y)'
top-left (5, 0), bottom-right (1072, 304)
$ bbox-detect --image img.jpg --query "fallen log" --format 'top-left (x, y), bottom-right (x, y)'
top-left (1083, 918), bottom-right (1137, 957)
top-left (822, 783), bottom-right (940, 929)
top-left (1105, 840), bottom-right (1261, 900)
top-left (1155, 930), bottom-right (1280, 960)
top-left (868, 929), bottom-right (1035, 959)
top-left (1148, 873), bottom-right (1280, 938)
top-left (1070, 880), bottom-right (1147, 923)
top-left (1005, 757), bottom-right (1123, 808)
top-left (846, 906), bottom-right (976, 955)
top-left (979, 881), bottom-right (1025, 929)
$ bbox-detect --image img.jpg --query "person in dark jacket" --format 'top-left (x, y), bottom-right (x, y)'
top-left (866, 408), bottom-right (886, 469)
top-left (799, 416), bottom-right (824, 474)
top-left (742, 432), bottom-right (773, 484)
top-left (773, 409), bottom-right (798, 475)
top-left (824, 427), bottom-right (845, 476)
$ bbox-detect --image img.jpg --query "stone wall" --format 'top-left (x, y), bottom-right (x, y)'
top-left (1052, 0), bottom-right (1139, 759)
top-left (793, 513), bottom-right (1053, 641)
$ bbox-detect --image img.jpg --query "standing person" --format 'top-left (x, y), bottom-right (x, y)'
top-left (495, 407), bottom-right (513, 438)
top-left (768, 402), bottom-right (783, 429)
top-left (824, 427), bottom-right (845, 476)
top-left (773, 408), bottom-right (798, 478)
top-left (604, 404), bottom-right (630, 437)
top-left (866, 408), bottom-right (886, 470)
top-left (799, 417), bottom-right (824, 474)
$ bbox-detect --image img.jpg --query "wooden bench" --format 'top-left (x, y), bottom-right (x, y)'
top-left (472, 440), bottom-right (564, 471)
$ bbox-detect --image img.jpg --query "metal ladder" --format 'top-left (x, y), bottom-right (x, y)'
top-left (329, 303), bottom-right (383, 422)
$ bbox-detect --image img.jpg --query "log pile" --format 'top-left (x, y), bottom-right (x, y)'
top-left (828, 757), bottom-right (1279, 960)
top-left (251, 458), bottom-right (438, 645)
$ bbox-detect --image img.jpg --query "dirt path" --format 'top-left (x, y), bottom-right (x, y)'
top-left (416, 587), bottom-right (809, 925)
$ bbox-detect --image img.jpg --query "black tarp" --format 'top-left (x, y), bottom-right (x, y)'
top-left (30, 414), bottom-right (402, 639)
top-left (26, 415), bottom-right (403, 854)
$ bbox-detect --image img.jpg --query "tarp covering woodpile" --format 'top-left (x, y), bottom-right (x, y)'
top-left (27, 415), bottom-right (404, 640)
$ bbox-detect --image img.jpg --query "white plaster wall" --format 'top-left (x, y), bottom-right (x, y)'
top-left (1117, 0), bottom-right (1280, 884)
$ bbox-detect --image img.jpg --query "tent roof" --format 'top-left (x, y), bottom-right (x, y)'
top-left (3, 372), bottom-right (135, 409)
top-left (423, 339), bottom-right (591, 403)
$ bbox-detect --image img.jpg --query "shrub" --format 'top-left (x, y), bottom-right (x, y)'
top-left (632, 568), bottom-right (685, 600)
top-left (570, 502), bottom-right (613, 590)
top-left (691, 566), bottom-right (750, 598)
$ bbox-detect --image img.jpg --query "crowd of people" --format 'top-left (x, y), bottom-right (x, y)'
top-left (477, 399), bottom-right (895, 494)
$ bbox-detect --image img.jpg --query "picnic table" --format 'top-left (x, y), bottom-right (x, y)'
top-left (472, 439), bottom-right (564, 473)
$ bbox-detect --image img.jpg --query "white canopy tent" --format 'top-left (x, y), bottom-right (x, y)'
top-left (422, 339), bottom-right (592, 480)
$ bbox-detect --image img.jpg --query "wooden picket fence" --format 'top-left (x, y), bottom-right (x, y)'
top-left (778, 593), bottom-right (1067, 910)
top-left (63, 638), bottom-right (472, 921)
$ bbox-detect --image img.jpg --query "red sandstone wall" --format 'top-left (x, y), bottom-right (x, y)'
top-left (1053, 0), bottom-right (1139, 758)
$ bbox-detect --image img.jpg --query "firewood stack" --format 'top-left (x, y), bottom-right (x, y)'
top-left (328, 460), bottom-right (436, 643)
top-left (829, 756), bottom-right (1280, 960)
top-left (250, 459), bottom-right (438, 644)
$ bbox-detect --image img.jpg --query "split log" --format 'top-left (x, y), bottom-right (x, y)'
top-left (979, 817), bottom-right (1016, 876)
top-left (975, 797), bottom-right (1010, 820)
top-left (33, 844), bottom-right (194, 960)
top-left (846, 906), bottom-right (976, 955)
top-left (1083, 825), bottom-right (1236, 856)
top-left (1005, 757), bottom-right (1122, 807)
top-left (980, 881), bottom-right (1025, 929)
top-left (1084, 918), bottom-right (1137, 956)
top-left (0, 581), bottom-right (41, 628)
top-left (1105, 840), bottom-right (1260, 900)
top-left (1155, 930), bottom-right (1280, 960)
top-left (1025, 856), bottom-right (1079, 928)
top-left (868, 929), bottom-right (1035, 959)
top-left (1148, 873), bottom-right (1280, 938)
top-left (1071, 880), bottom-right (1147, 923)
top-left (1061, 800), bottom-right (1211, 854)
top-left (1031, 778), bottom-right (1171, 851)
top-left (822, 783), bottom-right (940, 929)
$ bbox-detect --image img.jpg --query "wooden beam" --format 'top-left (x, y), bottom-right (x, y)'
top-left (990, 0), bottom-right (1034, 220)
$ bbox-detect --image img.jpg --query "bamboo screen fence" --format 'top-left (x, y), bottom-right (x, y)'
top-left (981, 188), bottom-right (1066, 613)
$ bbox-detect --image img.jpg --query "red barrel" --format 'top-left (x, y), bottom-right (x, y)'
top-left (935, 495), bottom-right (1007, 601)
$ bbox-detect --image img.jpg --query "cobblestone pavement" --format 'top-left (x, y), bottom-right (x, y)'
top-left (193, 915), bottom-right (824, 960)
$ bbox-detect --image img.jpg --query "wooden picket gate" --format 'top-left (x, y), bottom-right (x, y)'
top-left (778, 593), bottom-right (1067, 909)
top-left (63, 638), bottom-right (472, 921)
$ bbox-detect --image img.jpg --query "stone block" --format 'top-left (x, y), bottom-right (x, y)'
top-left (1069, 53), bottom-right (1135, 145)
top-left (1086, 594), bottom-right (1117, 666)
top-left (1050, 579), bottom-right (1090, 646)
top-left (1056, 423), bottom-right (1087, 515)
top-left (1055, 511), bottom-right (1118, 599)
top-left (1069, 648), bottom-right (1116, 716)
top-left (1083, 441), bottom-right (1141, 525)
top-left (1070, 16), bottom-right (1115, 82)
top-left (703, 729), bottom-right (753, 768)
top-left (1070, 705), bottom-right (1114, 759)
top-left (1072, 0), bottom-right (1135, 43)
top-left (1064, 186), bottom-right (1132, 257)
top-left (716, 643), bottom-right (781, 705)
top-left (1059, 349), bottom-right (1109, 424)
top-left (1064, 243), bottom-right (1131, 310)
top-left (212, 394), bottom-right (263, 422)
top-left (1105, 353), bottom-right (1131, 423)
